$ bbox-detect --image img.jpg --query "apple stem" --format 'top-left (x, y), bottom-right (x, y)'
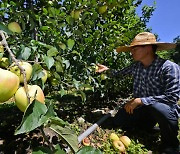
top-left (0, 30), bottom-right (31, 104)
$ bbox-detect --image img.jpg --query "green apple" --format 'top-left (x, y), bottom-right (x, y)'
top-left (109, 133), bottom-right (119, 141)
top-left (74, 10), bottom-right (81, 20)
top-left (41, 69), bottom-right (48, 83)
top-left (100, 73), bottom-right (107, 80)
top-left (15, 85), bottom-right (45, 112)
top-left (0, 57), bottom-right (10, 68)
top-left (98, 5), bottom-right (108, 14)
top-left (119, 135), bottom-right (131, 148)
top-left (0, 45), bottom-right (4, 53)
top-left (10, 61), bottom-right (33, 83)
top-left (8, 22), bottom-right (22, 33)
top-left (113, 140), bottom-right (126, 153)
top-left (0, 68), bottom-right (20, 102)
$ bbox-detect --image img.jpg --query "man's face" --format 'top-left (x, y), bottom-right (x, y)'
top-left (130, 45), bottom-right (147, 61)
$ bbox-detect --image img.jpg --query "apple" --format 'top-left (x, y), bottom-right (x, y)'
top-left (0, 57), bottom-right (9, 68)
top-left (0, 45), bottom-right (4, 53)
top-left (0, 68), bottom-right (20, 102)
top-left (95, 65), bottom-right (99, 72)
top-left (113, 140), bottom-right (126, 153)
top-left (82, 137), bottom-right (90, 146)
top-left (10, 61), bottom-right (33, 83)
top-left (74, 10), bottom-right (81, 20)
top-left (8, 22), bottom-right (22, 33)
top-left (100, 73), bottom-right (107, 80)
top-left (41, 69), bottom-right (48, 83)
top-left (98, 5), bottom-right (108, 14)
top-left (119, 135), bottom-right (131, 148)
top-left (71, 10), bottom-right (81, 20)
top-left (109, 133), bottom-right (119, 141)
top-left (15, 85), bottom-right (45, 112)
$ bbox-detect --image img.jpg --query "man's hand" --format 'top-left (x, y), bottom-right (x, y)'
top-left (95, 64), bottom-right (109, 73)
top-left (124, 98), bottom-right (143, 114)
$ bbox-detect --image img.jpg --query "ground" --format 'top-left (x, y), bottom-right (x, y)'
top-left (0, 97), bottom-right (179, 153)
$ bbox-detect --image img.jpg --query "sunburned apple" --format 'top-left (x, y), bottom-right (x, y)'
top-left (82, 137), bottom-right (90, 146)
top-left (10, 61), bottom-right (33, 83)
top-left (15, 85), bottom-right (45, 112)
top-left (0, 68), bottom-right (20, 102)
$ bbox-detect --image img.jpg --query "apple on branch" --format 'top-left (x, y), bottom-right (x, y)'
top-left (10, 61), bottom-right (33, 83)
top-left (15, 85), bottom-right (45, 112)
top-left (8, 22), bottom-right (22, 33)
top-left (0, 68), bottom-right (20, 102)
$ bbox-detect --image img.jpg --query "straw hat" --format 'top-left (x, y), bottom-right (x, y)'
top-left (116, 32), bottom-right (176, 52)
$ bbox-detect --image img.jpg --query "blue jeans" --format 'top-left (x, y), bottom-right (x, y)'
top-left (113, 103), bottom-right (179, 148)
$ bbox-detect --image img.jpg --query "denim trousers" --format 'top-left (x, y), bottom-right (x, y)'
top-left (112, 103), bottom-right (179, 148)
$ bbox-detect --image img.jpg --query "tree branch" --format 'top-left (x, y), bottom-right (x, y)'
top-left (0, 30), bottom-right (30, 103)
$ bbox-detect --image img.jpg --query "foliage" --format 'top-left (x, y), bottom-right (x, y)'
top-left (0, 0), bottom-right (156, 152)
top-left (0, 0), bottom-right (155, 100)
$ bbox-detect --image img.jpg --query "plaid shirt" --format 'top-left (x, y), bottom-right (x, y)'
top-left (110, 55), bottom-right (180, 106)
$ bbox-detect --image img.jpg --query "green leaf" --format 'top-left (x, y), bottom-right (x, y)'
top-left (54, 144), bottom-right (66, 154)
top-left (22, 47), bottom-right (31, 60)
top-left (76, 146), bottom-right (103, 154)
top-left (50, 125), bottom-right (79, 153)
top-left (47, 47), bottom-right (59, 57)
top-left (14, 100), bottom-right (48, 135)
top-left (67, 39), bottom-right (75, 50)
top-left (0, 23), bottom-right (13, 34)
top-left (44, 56), bottom-right (55, 69)
top-left (32, 147), bottom-right (52, 154)
top-left (62, 59), bottom-right (70, 69)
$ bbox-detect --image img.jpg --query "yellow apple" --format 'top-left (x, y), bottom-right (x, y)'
top-left (98, 5), bottom-right (108, 14)
top-left (109, 133), bottom-right (119, 141)
top-left (41, 69), bottom-right (48, 83)
top-left (10, 61), bottom-right (33, 83)
top-left (0, 68), bottom-right (20, 102)
top-left (113, 140), bottom-right (126, 153)
top-left (15, 85), bottom-right (45, 112)
top-left (119, 135), bottom-right (131, 148)
top-left (8, 22), bottom-right (22, 33)
top-left (0, 57), bottom-right (9, 68)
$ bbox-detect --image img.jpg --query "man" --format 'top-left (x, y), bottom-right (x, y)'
top-left (96, 32), bottom-right (180, 154)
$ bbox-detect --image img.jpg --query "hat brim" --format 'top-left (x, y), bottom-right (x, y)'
top-left (116, 42), bottom-right (176, 52)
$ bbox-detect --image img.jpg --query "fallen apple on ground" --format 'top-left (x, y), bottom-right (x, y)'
top-left (119, 135), bottom-right (131, 148)
top-left (10, 61), bottom-right (33, 83)
top-left (0, 68), bottom-right (20, 102)
top-left (113, 140), bottom-right (126, 153)
top-left (82, 137), bottom-right (90, 146)
top-left (15, 85), bottom-right (45, 112)
top-left (109, 133), bottom-right (119, 141)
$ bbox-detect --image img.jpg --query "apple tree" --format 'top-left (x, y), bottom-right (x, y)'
top-left (0, 0), bottom-right (155, 153)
